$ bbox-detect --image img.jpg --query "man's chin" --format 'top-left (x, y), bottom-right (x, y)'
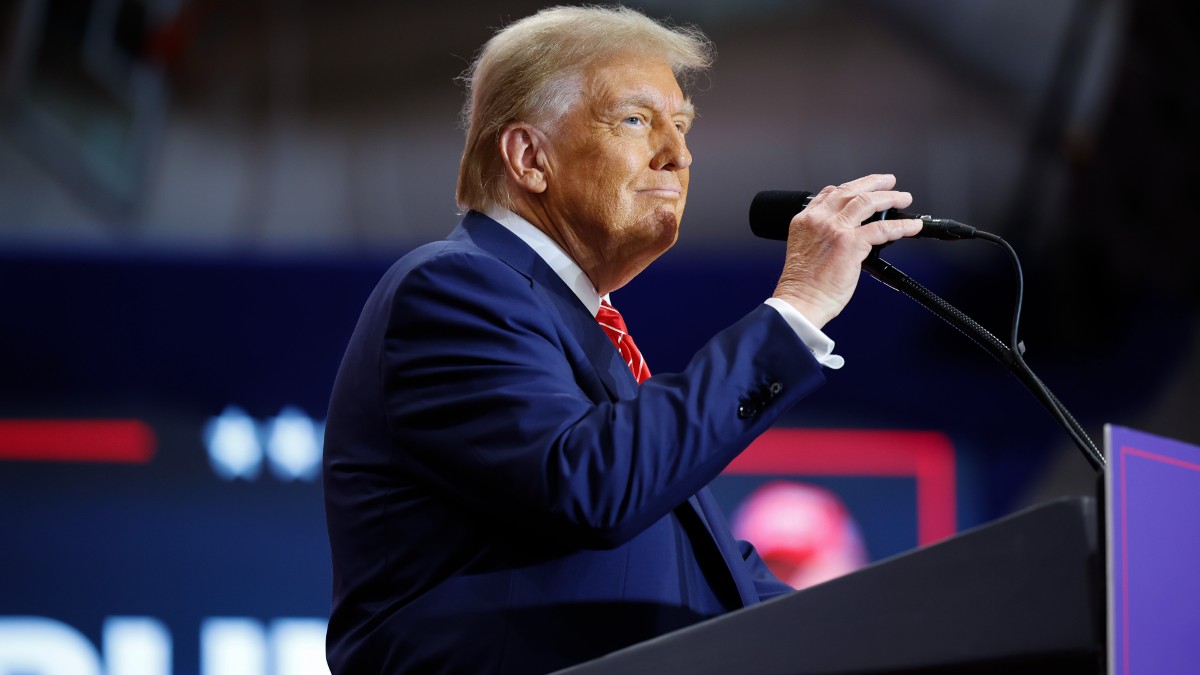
top-left (628, 228), bottom-right (675, 268)
top-left (641, 212), bottom-right (681, 266)
top-left (648, 206), bottom-right (681, 244)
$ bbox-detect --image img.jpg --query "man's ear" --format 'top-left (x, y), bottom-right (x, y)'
top-left (499, 123), bottom-right (549, 195)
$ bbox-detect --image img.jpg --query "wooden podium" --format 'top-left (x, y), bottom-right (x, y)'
top-left (555, 496), bottom-right (1105, 674)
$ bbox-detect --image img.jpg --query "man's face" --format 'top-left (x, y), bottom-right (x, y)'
top-left (537, 53), bottom-right (695, 293)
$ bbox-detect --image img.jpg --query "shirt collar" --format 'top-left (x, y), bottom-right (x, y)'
top-left (483, 205), bottom-right (605, 317)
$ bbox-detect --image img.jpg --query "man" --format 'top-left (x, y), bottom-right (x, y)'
top-left (322, 6), bottom-right (921, 673)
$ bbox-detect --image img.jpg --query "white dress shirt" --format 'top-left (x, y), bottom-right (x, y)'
top-left (484, 205), bottom-right (844, 369)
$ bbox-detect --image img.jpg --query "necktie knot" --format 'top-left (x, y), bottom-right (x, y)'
top-left (596, 299), bottom-right (651, 384)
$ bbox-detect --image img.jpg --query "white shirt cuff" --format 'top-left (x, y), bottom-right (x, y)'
top-left (763, 298), bottom-right (845, 370)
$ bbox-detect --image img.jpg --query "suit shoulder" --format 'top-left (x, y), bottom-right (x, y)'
top-left (381, 239), bottom-right (532, 293)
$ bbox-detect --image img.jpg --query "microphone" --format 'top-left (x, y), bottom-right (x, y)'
top-left (749, 190), bottom-right (976, 241)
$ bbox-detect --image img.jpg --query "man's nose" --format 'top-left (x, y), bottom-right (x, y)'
top-left (651, 127), bottom-right (691, 171)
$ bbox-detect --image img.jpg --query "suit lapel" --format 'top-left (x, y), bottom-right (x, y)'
top-left (451, 212), bottom-right (632, 401)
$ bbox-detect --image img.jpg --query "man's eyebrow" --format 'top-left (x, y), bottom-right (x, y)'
top-left (678, 99), bottom-right (696, 123)
top-left (612, 94), bottom-right (696, 122)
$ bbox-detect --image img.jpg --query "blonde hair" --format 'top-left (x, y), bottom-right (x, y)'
top-left (455, 5), bottom-right (714, 212)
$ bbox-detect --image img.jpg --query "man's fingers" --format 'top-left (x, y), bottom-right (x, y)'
top-left (804, 174), bottom-right (911, 226)
top-left (807, 174), bottom-right (896, 209)
top-left (838, 173), bottom-right (898, 194)
top-left (839, 190), bottom-right (912, 224)
top-left (861, 217), bottom-right (923, 246)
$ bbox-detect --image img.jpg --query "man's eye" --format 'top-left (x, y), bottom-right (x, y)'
top-left (624, 116), bottom-right (644, 126)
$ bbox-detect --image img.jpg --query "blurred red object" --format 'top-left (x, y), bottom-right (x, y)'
top-left (731, 480), bottom-right (868, 590)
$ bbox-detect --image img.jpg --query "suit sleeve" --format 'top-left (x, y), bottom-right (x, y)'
top-left (383, 249), bottom-right (826, 549)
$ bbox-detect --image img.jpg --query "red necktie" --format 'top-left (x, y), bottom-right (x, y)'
top-left (596, 299), bottom-right (651, 384)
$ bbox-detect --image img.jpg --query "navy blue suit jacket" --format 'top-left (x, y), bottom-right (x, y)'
top-left (323, 211), bottom-right (827, 673)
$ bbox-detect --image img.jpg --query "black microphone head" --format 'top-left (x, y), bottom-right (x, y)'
top-left (749, 190), bottom-right (812, 240)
